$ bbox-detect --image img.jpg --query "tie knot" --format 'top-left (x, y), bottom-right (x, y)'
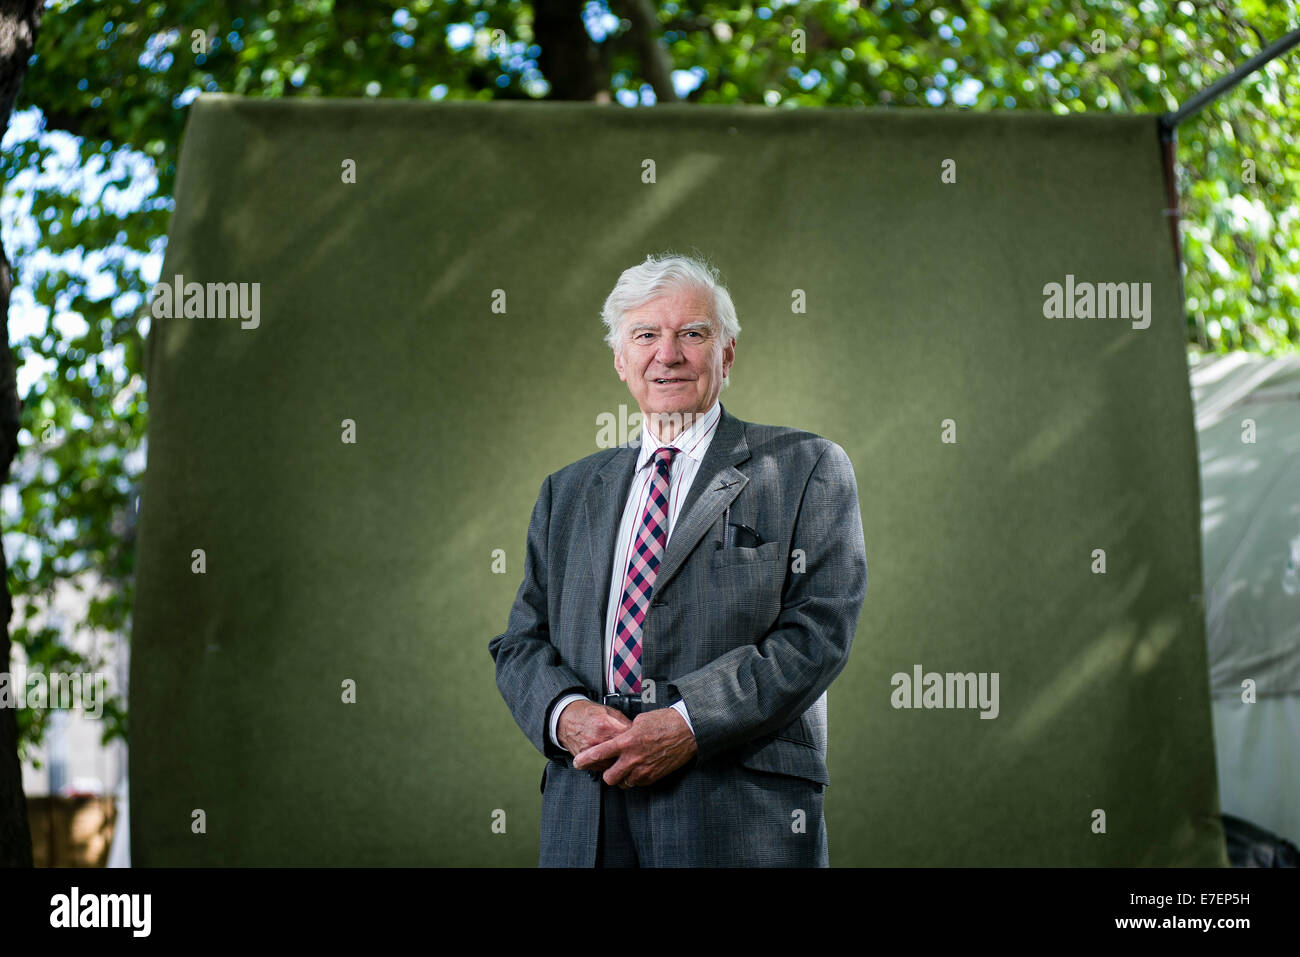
top-left (653, 446), bottom-right (677, 476)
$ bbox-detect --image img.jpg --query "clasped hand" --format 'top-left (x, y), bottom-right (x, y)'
top-left (557, 699), bottom-right (697, 789)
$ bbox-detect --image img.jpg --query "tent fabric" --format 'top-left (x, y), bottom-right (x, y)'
top-left (131, 94), bottom-right (1224, 865)
top-left (1193, 353), bottom-right (1300, 849)
top-left (1212, 697), bottom-right (1300, 847)
top-left (1194, 353), bottom-right (1300, 696)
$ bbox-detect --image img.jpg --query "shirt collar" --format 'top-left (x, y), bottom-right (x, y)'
top-left (636, 400), bottom-right (722, 471)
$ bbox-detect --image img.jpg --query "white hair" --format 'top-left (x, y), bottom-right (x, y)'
top-left (600, 253), bottom-right (741, 387)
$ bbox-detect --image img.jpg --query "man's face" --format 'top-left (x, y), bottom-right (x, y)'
top-left (613, 286), bottom-right (734, 427)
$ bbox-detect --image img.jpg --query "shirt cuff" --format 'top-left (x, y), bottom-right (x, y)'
top-left (670, 699), bottom-right (695, 736)
top-left (549, 693), bottom-right (590, 751)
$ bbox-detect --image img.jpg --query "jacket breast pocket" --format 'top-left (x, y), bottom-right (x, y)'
top-left (711, 539), bottom-right (783, 569)
top-left (704, 541), bottom-right (785, 636)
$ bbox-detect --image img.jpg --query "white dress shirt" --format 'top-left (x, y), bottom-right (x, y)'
top-left (548, 399), bottom-right (723, 752)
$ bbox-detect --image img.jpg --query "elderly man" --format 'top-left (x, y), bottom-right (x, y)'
top-left (489, 253), bottom-right (867, 867)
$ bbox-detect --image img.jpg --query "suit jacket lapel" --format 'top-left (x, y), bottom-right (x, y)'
top-left (581, 438), bottom-right (639, 685)
top-left (654, 403), bottom-right (751, 597)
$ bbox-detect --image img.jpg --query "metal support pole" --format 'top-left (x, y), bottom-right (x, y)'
top-left (1160, 124), bottom-right (1182, 270)
top-left (1157, 122), bottom-right (1203, 348)
top-left (1160, 26), bottom-right (1300, 135)
top-left (1157, 25), bottom-right (1300, 351)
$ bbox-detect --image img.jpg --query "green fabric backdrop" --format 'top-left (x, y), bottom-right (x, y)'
top-left (130, 94), bottom-right (1226, 866)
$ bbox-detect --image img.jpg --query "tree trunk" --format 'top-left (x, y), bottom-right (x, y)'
top-left (611, 0), bottom-right (678, 102)
top-left (533, 0), bottom-right (610, 100)
top-left (0, 0), bottom-right (42, 868)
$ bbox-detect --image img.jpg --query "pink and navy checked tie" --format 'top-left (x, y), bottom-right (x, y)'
top-left (610, 446), bottom-right (677, 695)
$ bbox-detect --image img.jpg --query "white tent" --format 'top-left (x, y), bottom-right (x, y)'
top-left (1193, 352), bottom-right (1300, 849)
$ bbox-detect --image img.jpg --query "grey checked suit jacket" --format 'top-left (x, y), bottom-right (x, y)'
top-left (489, 403), bottom-right (867, 866)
